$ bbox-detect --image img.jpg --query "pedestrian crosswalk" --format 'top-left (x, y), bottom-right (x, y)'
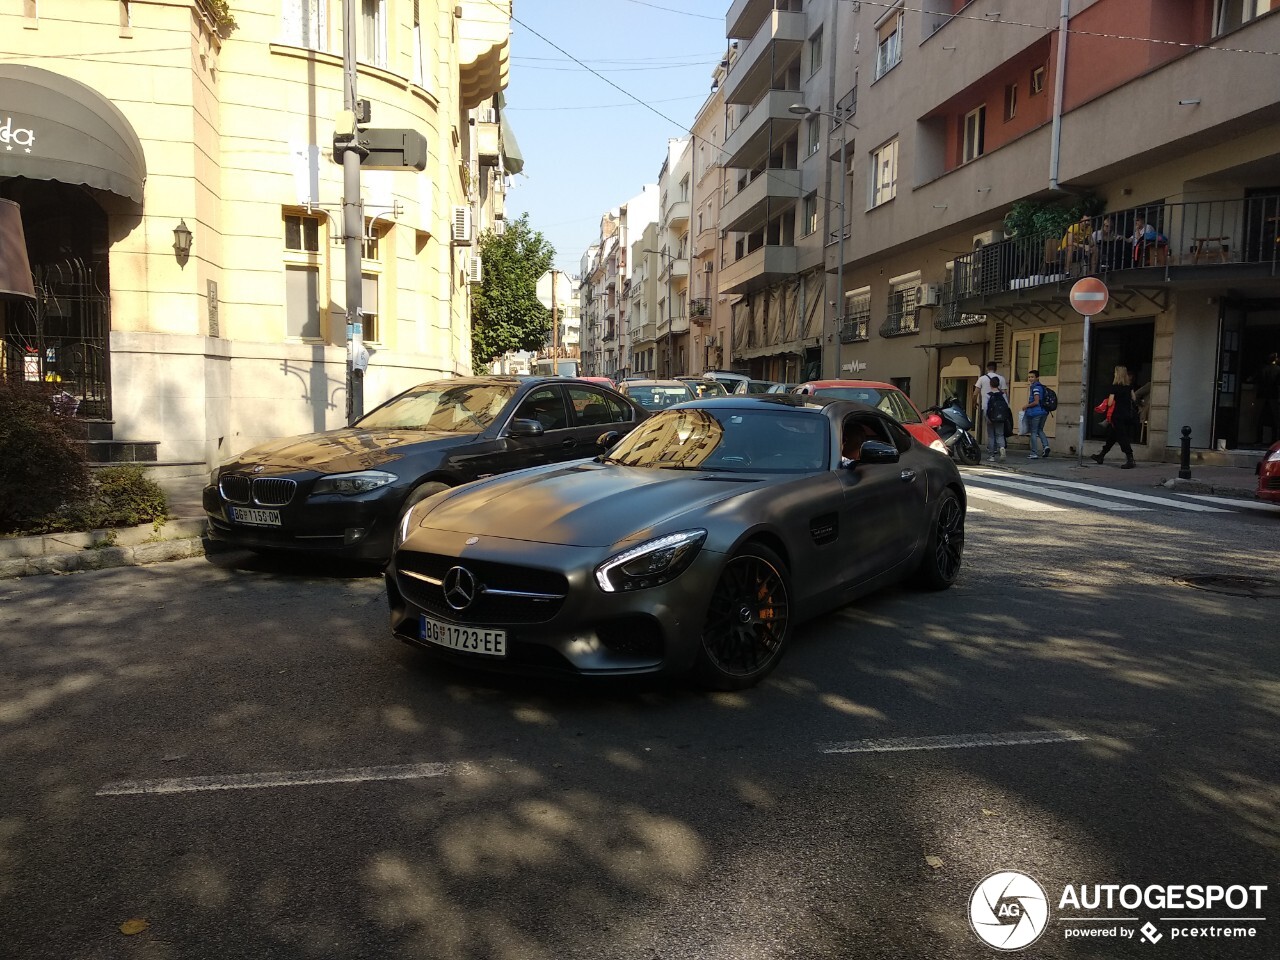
top-left (962, 468), bottom-right (1274, 516)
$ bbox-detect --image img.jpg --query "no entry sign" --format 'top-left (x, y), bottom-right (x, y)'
top-left (1069, 277), bottom-right (1109, 316)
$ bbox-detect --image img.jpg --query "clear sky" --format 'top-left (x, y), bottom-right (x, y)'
top-left (501, 0), bottom-right (728, 275)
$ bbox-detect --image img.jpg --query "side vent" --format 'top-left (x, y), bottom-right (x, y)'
top-left (809, 513), bottom-right (839, 546)
top-left (452, 205), bottom-right (473, 244)
top-left (467, 255), bottom-right (483, 285)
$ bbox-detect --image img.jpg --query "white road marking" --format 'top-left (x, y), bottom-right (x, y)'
top-left (97, 761), bottom-right (468, 797)
top-left (819, 730), bottom-right (1089, 754)
top-left (968, 469), bottom-right (1232, 512)
top-left (1171, 492), bottom-right (1280, 514)
top-left (964, 487), bottom-right (1067, 512)
top-left (966, 475), bottom-right (1150, 511)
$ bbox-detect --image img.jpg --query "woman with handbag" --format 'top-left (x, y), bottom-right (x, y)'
top-left (1091, 366), bottom-right (1138, 468)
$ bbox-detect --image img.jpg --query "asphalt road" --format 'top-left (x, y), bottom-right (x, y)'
top-left (1, 473), bottom-right (1276, 959)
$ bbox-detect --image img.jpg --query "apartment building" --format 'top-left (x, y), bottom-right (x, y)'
top-left (654, 138), bottom-right (692, 376)
top-left (689, 66), bottom-right (728, 375)
top-left (0, 0), bottom-right (512, 470)
top-left (805, 0), bottom-right (1280, 458)
top-left (628, 221), bottom-right (661, 376)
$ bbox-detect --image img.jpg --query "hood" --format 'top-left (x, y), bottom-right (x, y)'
top-left (229, 428), bottom-right (468, 474)
top-left (416, 462), bottom-right (764, 547)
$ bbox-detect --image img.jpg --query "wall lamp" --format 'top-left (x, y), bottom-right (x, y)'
top-left (1178, 99), bottom-right (1201, 106)
top-left (173, 219), bottom-right (193, 265)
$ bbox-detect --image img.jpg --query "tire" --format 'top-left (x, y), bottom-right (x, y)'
top-left (916, 489), bottom-right (965, 590)
top-left (694, 544), bottom-right (792, 690)
top-left (958, 434), bottom-right (981, 466)
top-left (399, 481), bottom-right (450, 523)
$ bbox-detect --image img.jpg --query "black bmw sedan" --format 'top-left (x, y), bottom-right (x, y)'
top-left (387, 395), bottom-right (966, 689)
top-left (203, 377), bottom-right (647, 562)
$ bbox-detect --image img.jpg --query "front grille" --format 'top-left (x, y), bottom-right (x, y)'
top-left (597, 616), bottom-right (664, 658)
top-left (1265, 477), bottom-right (1280, 491)
top-left (252, 477), bottom-right (297, 506)
top-left (219, 475), bottom-right (251, 504)
top-left (396, 553), bottom-right (569, 625)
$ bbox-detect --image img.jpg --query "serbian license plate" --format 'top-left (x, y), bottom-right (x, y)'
top-left (228, 506), bottom-right (281, 527)
top-left (421, 616), bottom-right (506, 657)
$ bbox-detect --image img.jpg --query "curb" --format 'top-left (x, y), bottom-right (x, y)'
top-left (0, 519), bottom-right (208, 580)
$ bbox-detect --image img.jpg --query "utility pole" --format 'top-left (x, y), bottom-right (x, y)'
top-left (341, 0), bottom-right (365, 425)
top-left (551, 269), bottom-right (559, 370)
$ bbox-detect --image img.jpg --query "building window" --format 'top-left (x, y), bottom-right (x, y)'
top-left (412, 0), bottom-right (426, 87)
top-left (281, 0), bottom-right (326, 50)
top-left (1214, 0), bottom-right (1270, 35)
top-left (806, 116), bottom-right (820, 157)
top-left (882, 277), bottom-right (919, 337)
top-left (1030, 65), bottom-right (1046, 95)
top-left (962, 105), bottom-right (986, 163)
top-left (361, 273), bottom-right (379, 343)
top-left (870, 138), bottom-right (898, 207)
top-left (1004, 83), bottom-right (1017, 121)
top-left (841, 288), bottom-right (871, 342)
top-left (802, 193), bottom-right (818, 236)
top-left (875, 9), bottom-right (903, 80)
top-left (285, 266), bottom-right (321, 339)
top-left (809, 27), bottom-right (824, 76)
top-left (285, 213), bottom-right (322, 252)
top-left (360, 0), bottom-right (386, 67)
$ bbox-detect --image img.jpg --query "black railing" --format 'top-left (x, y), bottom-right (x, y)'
top-left (950, 195), bottom-right (1280, 302)
top-left (689, 298), bottom-right (711, 321)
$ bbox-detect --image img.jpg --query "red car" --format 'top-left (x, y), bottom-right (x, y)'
top-left (1257, 440), bottom-right (1280, 503)
top-left (792, 380), bottom-right (947, 453)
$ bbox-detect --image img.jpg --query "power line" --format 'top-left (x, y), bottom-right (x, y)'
top-left (617, 0), bottom-right (722, 20)
top-left (505, 94), bottom-right (706, 111)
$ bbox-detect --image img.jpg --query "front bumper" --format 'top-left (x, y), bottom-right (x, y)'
top-left (386, 530), bottom-right (724, 679)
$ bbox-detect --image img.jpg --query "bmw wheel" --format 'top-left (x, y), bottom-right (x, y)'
top-left (695, 544), bottom-right (791, 690)
top-left (916, 489), bottom-right (964, 590)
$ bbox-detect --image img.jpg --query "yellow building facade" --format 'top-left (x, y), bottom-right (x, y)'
top-left (0, 0), bottom-right (510, 469)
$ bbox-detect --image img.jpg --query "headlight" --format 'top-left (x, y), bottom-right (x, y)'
top-left (929, 439), bottom-right (949, 454)
top-left (312, 470), bottom-right (398, 496)
top-left (1268, 448), bottom-right (1280, 463)
top-left (595, 529), bottom-right (707, 593)
top-left (394, 505), bottom-right (418, 551)
top-left (209, 466), bottom-right (221, 486)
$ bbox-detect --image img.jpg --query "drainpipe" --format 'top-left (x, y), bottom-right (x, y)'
top-left (1048, 0), bottom-right (1070, 191)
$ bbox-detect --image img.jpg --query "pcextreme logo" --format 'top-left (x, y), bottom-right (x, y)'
top-left (968, 872), bottom-right (1269, 950)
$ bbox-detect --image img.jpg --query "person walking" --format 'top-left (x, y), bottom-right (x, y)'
top-left (974, 361), bottom-right (1010, 462)
top-left (1023, 369), bottom-right (1050, 458)
top-left (1091, 365), bottom-right (1138, 469)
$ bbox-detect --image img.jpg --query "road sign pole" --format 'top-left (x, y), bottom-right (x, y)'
top-left (1078, 315), bottom-right (1090, 467)
top-left (1068, 277), bottom-right (1110, 467)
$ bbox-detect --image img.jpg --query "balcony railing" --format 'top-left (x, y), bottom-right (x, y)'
top-left (949, 196), bottom-right (1280, 304)
top-left (839, 312), bottom-right (869, 343)
top-left (689, 298), bottom-right (711, 323)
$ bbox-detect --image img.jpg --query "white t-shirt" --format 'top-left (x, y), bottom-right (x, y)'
top-left (976, 372), bottom-right (1007, 413)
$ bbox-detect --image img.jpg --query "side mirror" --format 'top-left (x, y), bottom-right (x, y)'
top-left (857, 440), bottom-right (900, 465)
top-left (507, 418), bottom-right (545, 438)
top-left (925, 412), bottom-right (944, 429)
top-left (596, 430), bottom-right (621, 450)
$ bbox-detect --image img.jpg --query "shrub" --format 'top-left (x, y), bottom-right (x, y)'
top-left (60, 465), bottom-right (169, 531)
top-left (0, 380), bottom-right (91, 534)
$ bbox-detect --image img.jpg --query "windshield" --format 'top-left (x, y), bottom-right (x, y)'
top-left (626, 384), bottom-right (696, 410)
top-left (605, 407), bottom-right (829, 473)
top-left (679, 379), bottom-right (728, 398)
top-left (813, 387), bottom-right (922, 424)
top-left (355, 382), bottom-right (517, 432)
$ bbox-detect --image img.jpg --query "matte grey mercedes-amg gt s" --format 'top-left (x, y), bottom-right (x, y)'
top-left (386, 395), bottom-right (966, 689)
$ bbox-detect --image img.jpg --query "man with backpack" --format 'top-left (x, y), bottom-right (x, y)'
top-left (1023, 369), bottom-right (1052, 459)
top-left (974, 361), bottom-right (1010, 462)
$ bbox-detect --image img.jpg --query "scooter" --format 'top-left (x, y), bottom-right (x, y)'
top-left (924, 397), bottom-right (981, 465)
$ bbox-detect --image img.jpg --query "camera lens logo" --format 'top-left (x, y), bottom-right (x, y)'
top-left (969, 871), bottom-right (1050, 951)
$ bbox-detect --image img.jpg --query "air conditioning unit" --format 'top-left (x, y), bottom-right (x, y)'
top-left (476, 107), bottom-right (498, 124)
top-left (467, 255), bottom-right (483, 285)
top-left (916, 282), bottom-right (942, 307)
top-left (972, 229), bottom-right (1004, 248)
top-left (452, 205), bottom-right (473, 244)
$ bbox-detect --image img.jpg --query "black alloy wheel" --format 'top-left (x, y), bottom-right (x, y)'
top-left (916, 489), bottom-right (964, 590)
top-left (696, 544), bottom-right (791, 690)
top-left (958, 434), bottom-right (981, 466)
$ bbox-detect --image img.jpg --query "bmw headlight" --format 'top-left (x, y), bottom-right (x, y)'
top-left (595, 529), bottom-right (707, 593)
top-left (312, 470), bottom-right (398, 496)
top-left (929, 439), bottom-right (949, 455)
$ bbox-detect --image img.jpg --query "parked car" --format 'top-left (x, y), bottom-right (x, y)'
top-left (204, 377), bottom-right (648, 562)
top-left (576, 376), bottom-right (616, 388)
top-left (616, 378), bottom-right (697, 410)
top-left (1257, 439), bottom-right (1280, 503)
top-left (701, 371), bottom-right (752, 394)
top-left (676, 377), bottom-right (729, 398)
top-left (767, 383), bottom-right (800, 394)
top-left (792, 380), bottom-right (947, 452)
top-left (386, 394), bottom-right (966, 689)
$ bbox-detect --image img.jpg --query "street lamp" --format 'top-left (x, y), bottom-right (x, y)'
top-left (789, 103), bottom-right (856, 378)
top-left (642, 247), bottom-right (680, 378)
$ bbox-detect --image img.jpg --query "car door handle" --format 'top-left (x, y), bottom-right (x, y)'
top-left (561, 438), bottom-right (577, 449)
top-left (899, 469), bottom-right (917, 482)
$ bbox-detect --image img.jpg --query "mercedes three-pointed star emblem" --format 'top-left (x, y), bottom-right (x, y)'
top-left (442, 566), bottom-right (479, 611)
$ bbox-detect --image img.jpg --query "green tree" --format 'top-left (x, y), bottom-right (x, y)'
top-left (470, 213), bottom-right (555, 373)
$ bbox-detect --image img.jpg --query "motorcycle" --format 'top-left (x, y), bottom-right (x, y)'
top-left (924, 397), bottom-right (981, 466)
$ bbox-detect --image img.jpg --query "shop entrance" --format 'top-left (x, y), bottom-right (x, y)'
top-left (1217, 301), bottom-right (1280, 450)
top-left (1088, 318), bottom-right (1154, 444)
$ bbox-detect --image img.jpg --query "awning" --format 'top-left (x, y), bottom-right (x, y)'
top-left (0, 65), bottom-right (146, 204)
top-left (0, 198), bottom-right (35, 300)
top-left (498, 93), bottom-right (523, 176)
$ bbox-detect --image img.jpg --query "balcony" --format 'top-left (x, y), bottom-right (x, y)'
top-left (726, 0), bottom-right (773, 40)
top-left (689, 298), bottom-right (712, 325)
top-left (947, 197), bottom-right (1280, 322)
top-left (476, 120), bottom-right (500, 167)
top-left (659, 257), bottom-right (690, 281)
top-left (722, 10), bottom-right (805, 106)
top-left (694, 226), bottom-right (718, 258)
top-left (718, 244), bottom-right (798, 295)
top-left (721, 169), bottom-right (803, 233)
top-left (665, 199), bottom-right (690, 228)
top-left (722, 90), bottom-right (802, 171)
